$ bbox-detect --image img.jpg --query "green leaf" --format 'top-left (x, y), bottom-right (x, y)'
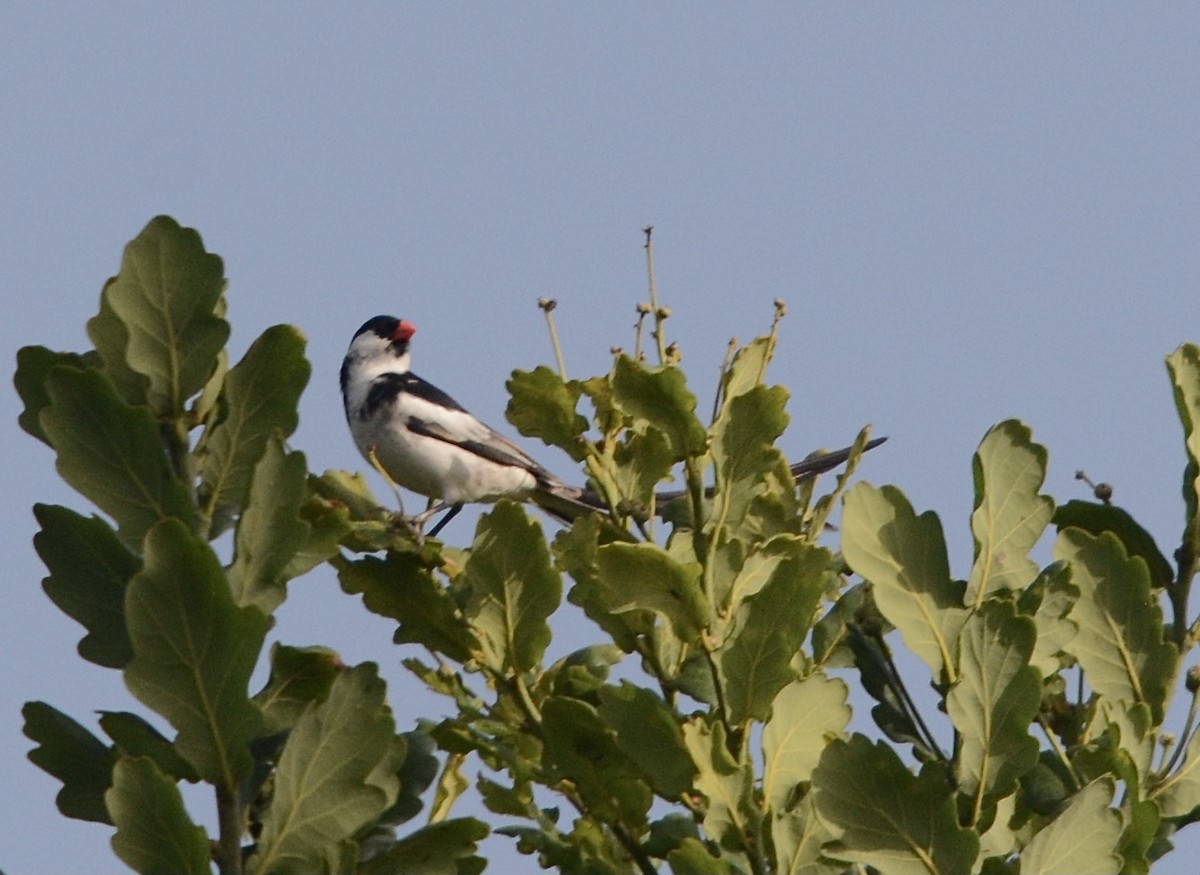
top-left (506, 366), bottom-right (589, 461)
top-left (107, 756), bottom-right (210, 875)
top-left (709, 384), bottom-right (794, 540)
top-left (283, 491), bottom-right (352, 580)
top-left (609, 427), bottom-right (676, 512)
top-left (842, 483), bottom-right (967, 683)
top-left (14, 346), bottom-right (97, 444)
top-left (1150, 711), bottom-right (1200, 816)
top-left (461, 501), bottom-right (561, 674)
top-left (1020, 778), bottom-right (1122, 875)
top-left (945, 600), bottom-right (1040, 806)
top-left (22, 702), bottom-right (116, 824)
top-left (1167, 343), bottom-right (1200, 580)
top-left (557, 515), bottom-right (654, 653)
top-left (611, 355), bottom-right (707, 459)
top-left (1053, 528), bottom-right (1177, 722)
top-left (87, 279), bottom-right (151, 407)
top-left (39, 366), bottom-right (198, 545)
top-left (33, 504), bottom-right (139, 668)
top-left (357, 818), bottom-right (489, 875)
top-left (771, 795), bottom-right (840, 875)
top-left (92, 215), bottom-right (229, 418)
top-left (124, 519), bottom-right (267, 788)
top-left (682, 716), bottom-right (756, 857)
top-left (1053, 500), bottom-right (1173, 589)
top-left (98, 711), bottom-right (199, 784)
top-left (667, 837), bottom-right (743, 874)
top-left (721, 543), bottom-right (829, 723)
top-left (719, 335), bottom-right (773, 410)
top-left (542, 696), bottom-right (652, 827)
top-left (762, 675), bottom-right (851, 814)
top-left (252, 663), bottom-right (402, 875)
top-left (429, 753), bottom-right (470, 824)
top-left (595, 541), bottom-right (707, 642)
top-left (336, 552), bottom-right (478, 663)
top-left (229, 439), bottom-right (310, 612)
top-left (1024, 560), bottom-right (1079, 677)
top-left (965, 420), bottom-right (1054, 606)
top-left (812, 734), bottom-right (980, 875)
top-left (597, 681), bottom-right (696, 799)
top-left (389, 729), bottom-right (439, 827)
top-left (253, 643), bottom-right (343, 735)
top-left (198, 324), bottom-right (310, 530)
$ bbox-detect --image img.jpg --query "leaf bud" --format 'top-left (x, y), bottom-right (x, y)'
top-left (1188, 665), bottom-right (1200, 693)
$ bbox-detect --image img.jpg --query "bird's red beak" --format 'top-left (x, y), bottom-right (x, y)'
top-left (395, 320), bottom-right (416, 342)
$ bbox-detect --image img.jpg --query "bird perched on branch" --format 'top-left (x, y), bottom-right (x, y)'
top-left (340, 314), bottom-right (883, 537)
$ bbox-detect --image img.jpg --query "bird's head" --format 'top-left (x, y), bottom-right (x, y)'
top-left (341, 315), bottom-right (417, 390)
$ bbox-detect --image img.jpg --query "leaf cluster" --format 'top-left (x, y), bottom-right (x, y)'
top-left (18, 217), bottom-right (486, 874)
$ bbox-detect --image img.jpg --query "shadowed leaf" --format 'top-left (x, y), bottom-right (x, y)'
top-left (23, 702), bottom-right (116, 824)
top-left (98, 711), bottom-right (199, 784)
top-left (357, 818), bottom-right (489, 875)
top-left (252, 664), bottom-right (402, 875)
top-left (812, 734), bottom-right (979, 875)
top-left (90, 215), bottom-right (229, 418)
top-left (14, 346), bottom-right (97, 444)
top-left (199, 324), bottom-right (309, 531)
top-left (597, 681), bottom-right (696, 799)
top-left (1053, 500), bottom-right (1173, 589)
top-left (40, 367), bottom-right (197, 545)
top-left (124, 520), bottom-right (267, 787)
top-left (461, 501), bottom-right (560, 674)
top-left (107, 757), bottom-right (210, 875)
top-left (33, 504), bottom-right (139, 668)
top-left (595, 541), bottom-right (706, 642)
top-left (253, 643), bottom-right (343, 735)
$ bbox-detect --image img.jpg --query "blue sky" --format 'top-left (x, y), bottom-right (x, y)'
top-left (3, 6), bottom-right (1200, 873)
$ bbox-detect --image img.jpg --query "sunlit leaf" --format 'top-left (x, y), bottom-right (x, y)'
top-left (1023, 560), bottom-right (1079, 677)
top-left (682, 716), bottom-right (756, 858)
top-left (771, 795), bottom-right (841, 875)
top-left (1053, 528), bottom-right (1177, 722)
top-left (1020, 778), bottom-right (1122, 875)
top-left (842, 483), bottom-right (967, 683)
top-left (611, 355), bottom-right (707, 459)
top-left (709, 384), bottom-right (792, 543)
top-left (966, 420), bottom-right (1053, 606)
top-left (506, 366), bottom-right (589, 461)
top-left (1167, 343), bottom-right (1200, 587)
top-left (946, 600), bottom-right (1040, 805)
top-left (107, 756), bottom-right (210, 875)
top-left (124, 520), bottom-right (267, 787)
top-left (762, 675), bottom-right (851, 814)
top-left (595, 541), bottom-right (707, 642)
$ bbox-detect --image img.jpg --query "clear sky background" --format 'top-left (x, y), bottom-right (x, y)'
top-left (3, 6), bottom-right (1199, 873)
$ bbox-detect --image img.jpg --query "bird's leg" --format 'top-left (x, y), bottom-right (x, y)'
top-left (424, 503), bottom-right (463, 538)
top-left (366, 444), bottom-right (406, 517)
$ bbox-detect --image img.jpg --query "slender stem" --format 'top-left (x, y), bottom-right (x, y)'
top-left (711, 337), bottom-right (738, 424)
top-left (1162, 684), bottom-right (1200, 777)
top-left (1037, 714), bottom-right (1082, 790)
top-left (538, 298), bottom-right (568, 380)
top-left (643, 226), bottom-right (668, 365)
top-left (513, 671), bottom-right (543, 726)
top-left (215, 784), bottom-right (243, 875)
top-left (876, 636), bottom-right (949, 765)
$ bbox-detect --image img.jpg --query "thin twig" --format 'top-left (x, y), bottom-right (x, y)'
top-left (643, 226), bottom-right (668, 365)
top-left (538, 298), bottom-right (568, 380)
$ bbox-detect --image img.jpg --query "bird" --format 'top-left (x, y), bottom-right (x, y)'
top-left (340, 315), bottom-right (597, 536)
top-left (341, 314), bottom-right (885, 537)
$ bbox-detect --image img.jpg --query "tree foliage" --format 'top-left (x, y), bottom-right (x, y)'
top-left (17, 216), bottom-right (1200, 874)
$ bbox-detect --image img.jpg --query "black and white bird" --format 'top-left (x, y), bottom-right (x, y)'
top-left (340, 315), bottom-right (597, 535)
top-left (341, 314), bottom-right (885, 537)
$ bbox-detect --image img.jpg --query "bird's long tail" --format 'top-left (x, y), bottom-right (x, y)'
top-left (533, 436), bottom-right (886, 523)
